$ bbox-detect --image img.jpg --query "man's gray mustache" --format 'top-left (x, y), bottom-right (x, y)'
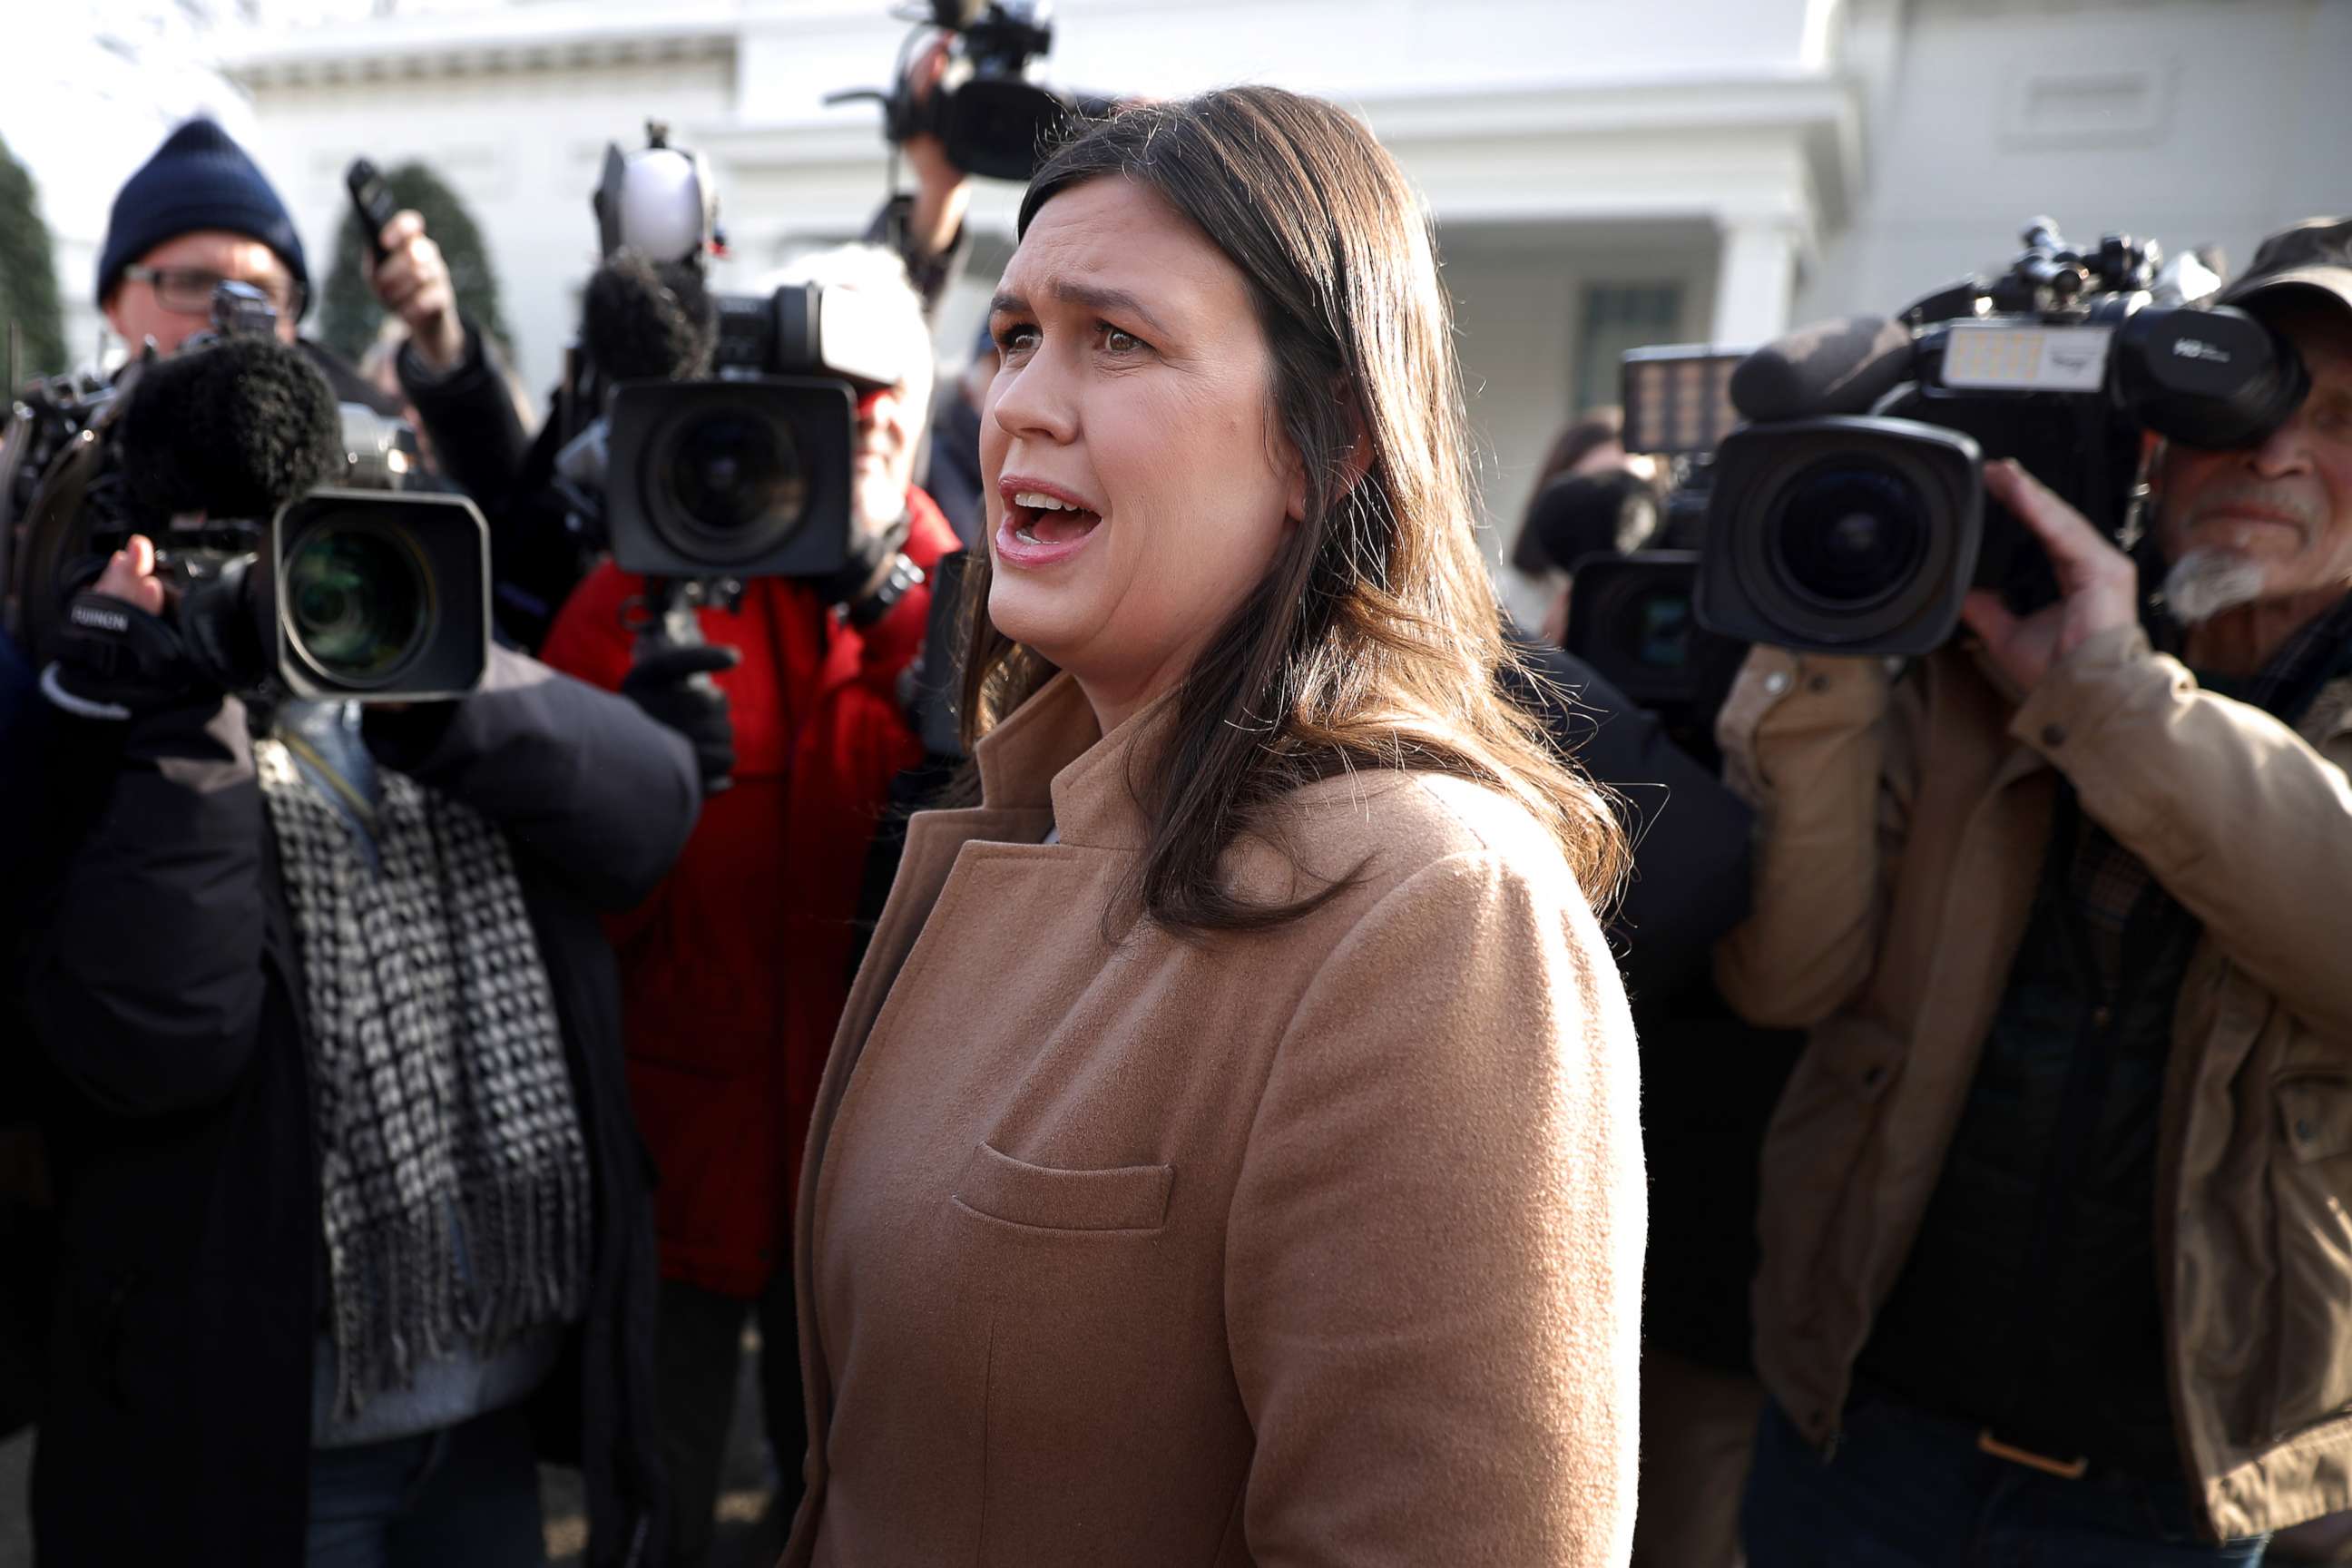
top-left (2181, 480), bottom-right (2322, 535)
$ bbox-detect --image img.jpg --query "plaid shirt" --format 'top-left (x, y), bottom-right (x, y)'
top-left (2069, 589), bottom-right (2352, 989)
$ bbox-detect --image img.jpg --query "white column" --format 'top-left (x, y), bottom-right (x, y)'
top-left (1711, 220), bottom-right (1802, 347)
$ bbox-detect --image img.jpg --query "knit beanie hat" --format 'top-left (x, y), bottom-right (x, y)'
top-left (95, 119), bottom-right (309, 318)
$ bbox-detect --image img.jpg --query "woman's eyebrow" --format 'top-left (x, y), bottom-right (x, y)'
top-left (989, 280), bottom-right (1171, 338)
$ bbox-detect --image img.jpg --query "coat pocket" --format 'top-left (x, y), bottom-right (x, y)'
top-left (2267, 1073), bottom-right (2352, 1436)
top-left (951, 1142), bottom-right (1172, 1234)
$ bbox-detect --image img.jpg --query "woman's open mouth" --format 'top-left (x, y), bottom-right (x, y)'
top-left (1009, 489), bottom-right (1102, 544)
top-left (996, 477), bottom-right (1104, 567)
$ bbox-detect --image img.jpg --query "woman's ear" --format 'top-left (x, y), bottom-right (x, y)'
top-left (1336, 377), bottom-right (1373, 491)
top-left (1287, 378), bottom-right (1372, 524)
top-left (1338, 421), bottom-right (1373, 494)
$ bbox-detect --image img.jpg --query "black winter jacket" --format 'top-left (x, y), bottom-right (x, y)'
top-left (392, 324), bottom-right (579, 654)
top-left (1505, 632), bottom-right (1754, 1001)
top-left (19, 648), bottom-right (697, 1567)
top-left (1504, 632), bottom-right (1804, 1377)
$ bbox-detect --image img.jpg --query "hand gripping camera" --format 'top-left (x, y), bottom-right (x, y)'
top-left (1693, 219), bottom-right (2309, 656)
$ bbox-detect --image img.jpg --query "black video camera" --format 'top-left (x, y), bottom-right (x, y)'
top-left (603, 279), bottom-right (917, 579)
top-left (835, 0), bottom-right (1101, 182)
top-left (1692, 219), bottom-right (2309, 656)
top-left (1555, 346), bottom-right (1751, 759)
top-left (2, 286), bottom-right (490, 702)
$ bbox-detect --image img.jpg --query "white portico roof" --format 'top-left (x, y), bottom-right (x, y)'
top-left (214, 0), bottom-right (1857, 404)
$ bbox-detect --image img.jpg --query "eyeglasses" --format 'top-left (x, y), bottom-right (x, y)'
top-left (121, 264), bottom-right (304, 320)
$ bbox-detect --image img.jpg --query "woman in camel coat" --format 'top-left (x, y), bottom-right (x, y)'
top-left (786, 86), bottom-right (1646, 1568)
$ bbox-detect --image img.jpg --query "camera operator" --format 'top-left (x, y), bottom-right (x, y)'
top-left (1719, 217), bottom-right (2352, 1563)
top-left (94, 117), bottom-right (524, 466)
top-left (20, 443), bottom-right (700, 1566)
top-left (538, 241), bottom-right (960, 1567)
top-left (1509, 407), bottom-right (1667, 647)
top-left (474, 51), bottom-right (976, 656)
top-left (876, 36), bottom-right (979, 319)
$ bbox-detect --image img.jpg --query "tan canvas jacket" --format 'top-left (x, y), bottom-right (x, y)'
top-left (1715, 621), bottom-right (2352, 1538)
top-left (783, 672), bottom-right (1644, 1567)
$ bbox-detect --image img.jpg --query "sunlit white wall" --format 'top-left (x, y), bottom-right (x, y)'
top-left (1801, 0), bottom-right (2352, 326)
top-left (6, 7), bottom-right (258, 374)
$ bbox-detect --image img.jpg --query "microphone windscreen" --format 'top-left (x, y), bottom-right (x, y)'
top-left (583, 252), bottom-right (716, 383)
top-left (1730, 315), bottom-right (1916, 422)
top-left (119, 337), bottom-right (342, 519)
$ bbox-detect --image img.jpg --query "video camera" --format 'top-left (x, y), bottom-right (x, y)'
top-left (833, 0), bottom-right (1101, 182)
top-left (1553, 346), bottom-right (1750, 760)
top-left (1694, 218), bottom-right (2309, 656)
top-left (567, 124), bottom-right (925, 582)
top-left (602, 276), bottom-right (918, 581)
top-left (1, 285), bottom-right (491, 703)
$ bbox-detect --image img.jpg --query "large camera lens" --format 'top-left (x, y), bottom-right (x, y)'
top-left (659, 409), bottom-right (807, 562)
top-left (283, 519), bottom-right (432, 685)
top-left (1700, 417), bottom-right (1984, 657)
top-left (1769, 462), bottom-right (1929, 610)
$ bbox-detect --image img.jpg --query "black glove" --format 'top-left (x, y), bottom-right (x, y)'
top-left (41, 591), bottom-right (215, 721)
top-left (622, 642), bottom-right (740, 793)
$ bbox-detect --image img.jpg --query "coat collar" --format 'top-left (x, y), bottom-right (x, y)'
top-left (971, 671), bottom-right (1178, 851)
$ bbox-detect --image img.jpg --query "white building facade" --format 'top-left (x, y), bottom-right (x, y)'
top-left (57, 0), bottom-right (2352, 603)
top-left (9, 7), bottom-right (263, 377)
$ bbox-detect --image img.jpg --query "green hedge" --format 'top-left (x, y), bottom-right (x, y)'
top-left (0, 133), bottom-right (67, 382)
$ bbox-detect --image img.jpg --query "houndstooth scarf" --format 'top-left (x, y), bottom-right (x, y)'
top-left (256, 736), bottom-right (591, 1419)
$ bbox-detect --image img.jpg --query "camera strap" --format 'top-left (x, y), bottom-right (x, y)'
top-left (847, 552), bottom-right (926, 631)
top-left (275, 723), bottom-right (379, 837)
top-left (821, 509), bottom-right (917, 626)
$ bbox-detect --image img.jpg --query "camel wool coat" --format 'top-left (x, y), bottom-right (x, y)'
top-left (785, 672), bottom-right (1644, 1567)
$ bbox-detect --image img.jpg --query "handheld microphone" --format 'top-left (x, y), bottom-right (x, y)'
top-left (1729, 315), bottom-right (1916, 423)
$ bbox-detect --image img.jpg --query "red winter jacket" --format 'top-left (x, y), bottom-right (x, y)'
top-left (540, 489), bottom-right (959, 1298)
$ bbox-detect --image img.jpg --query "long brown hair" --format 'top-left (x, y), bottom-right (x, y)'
top-left (959, 86), bottom-right (1626, 931)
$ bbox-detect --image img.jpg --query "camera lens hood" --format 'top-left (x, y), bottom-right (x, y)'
top-left (1696, 416), bottom-right (1984, 657)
